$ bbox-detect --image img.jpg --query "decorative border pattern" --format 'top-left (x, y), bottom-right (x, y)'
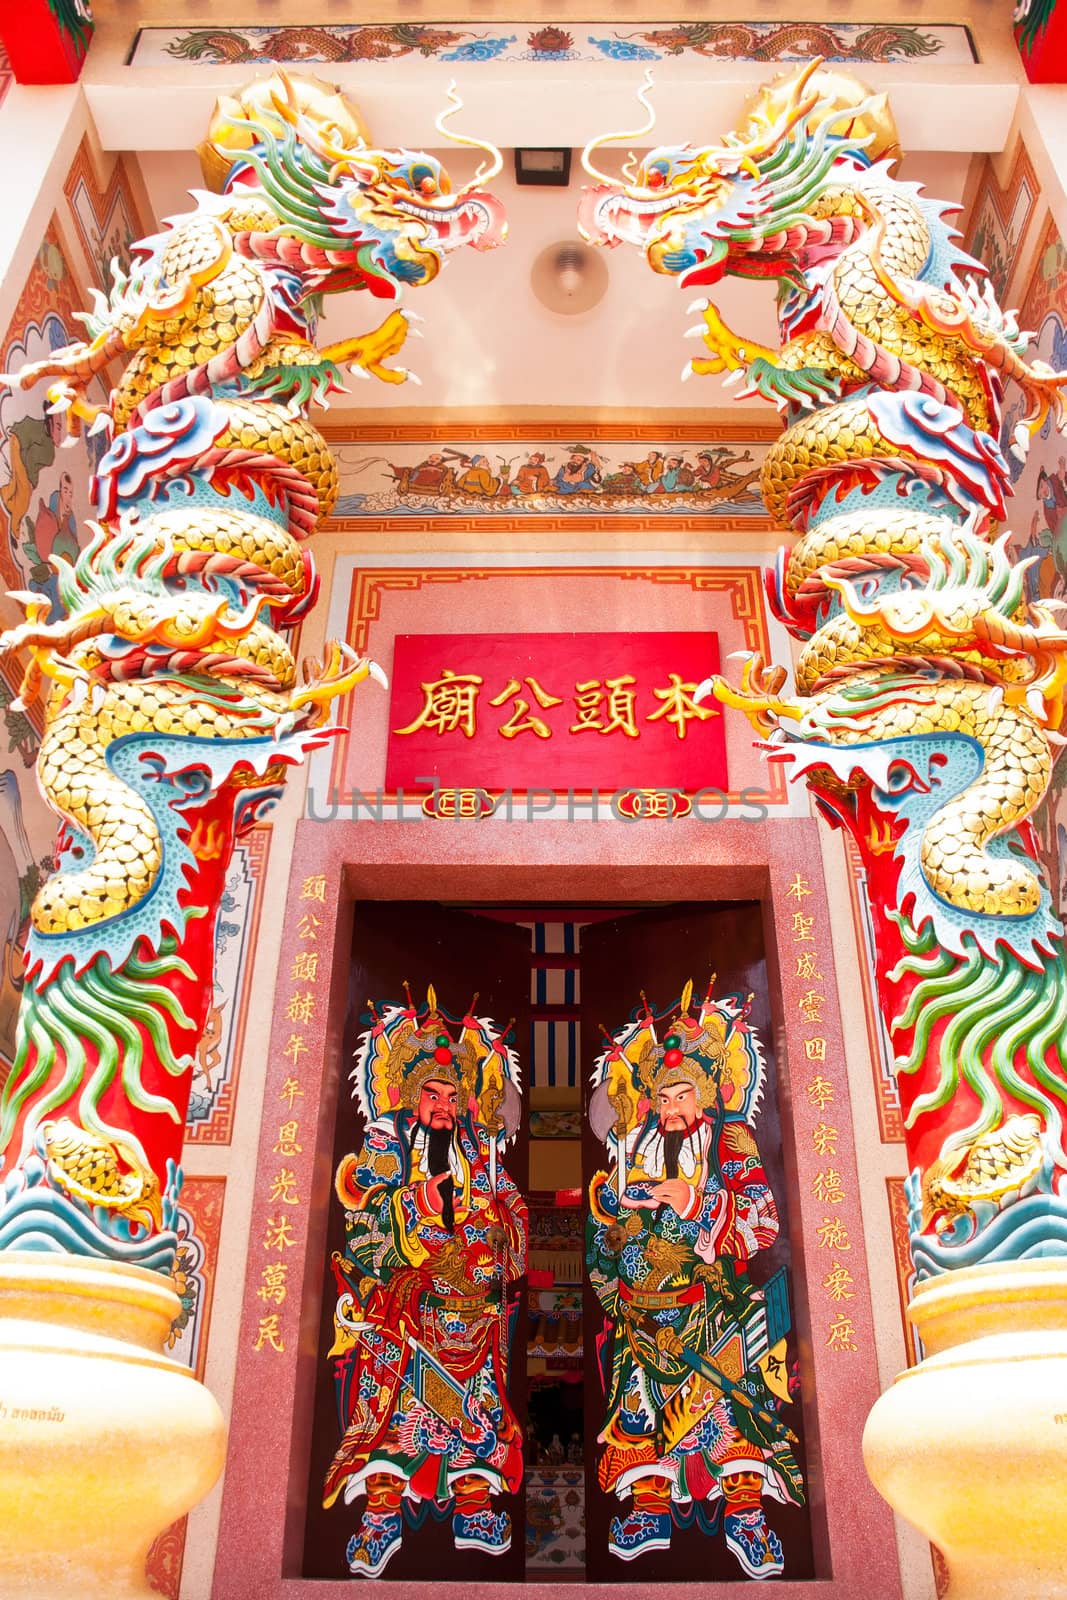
top-left (130, 20), bottom-right (978, 66)
top-left (843, 837), bottom-right (903, 1142)
top-left (185, 825), bottom-right (271, 1145)
top-left (61, 136), bottom-right (144, 293)
top-left (886, 1176), bottom-right (918, 1368)
top-left (145, 1174), bottom-right (227, 1599)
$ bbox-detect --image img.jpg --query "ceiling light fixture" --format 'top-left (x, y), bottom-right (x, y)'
top-left (530, 240), bottom-right (609, 315)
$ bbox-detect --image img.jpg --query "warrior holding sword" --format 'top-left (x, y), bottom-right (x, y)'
top-left (587, 979), bottom-right (805, 1579)
top-left (324, 987), bottom-right (526, 1577)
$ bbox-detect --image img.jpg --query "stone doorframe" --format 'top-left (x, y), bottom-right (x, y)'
top-left (212, 814), bottom-right (903, 1600)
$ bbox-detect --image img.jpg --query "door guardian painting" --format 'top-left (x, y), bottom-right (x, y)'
top-left (323, 986), bottom-right (527, 1577)
top-left (586, 978), bottom-right (804, 1579)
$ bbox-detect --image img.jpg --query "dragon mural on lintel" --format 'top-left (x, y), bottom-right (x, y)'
top-left (580, 61), bottom-right (1067, 1277)
top-left (0, 73), bottom-right (506, 1272)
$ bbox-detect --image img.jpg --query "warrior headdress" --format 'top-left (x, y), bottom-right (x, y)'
top-left (589, 976), bottom-right (766, 1145)
top-left (351, 983), bottom-right (522, 1146)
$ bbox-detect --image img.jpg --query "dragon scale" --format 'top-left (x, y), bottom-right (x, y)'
top-left (580, 61), bottom-right (1067, 1274)
top-left (0, 74), bottom-right (506, 1273)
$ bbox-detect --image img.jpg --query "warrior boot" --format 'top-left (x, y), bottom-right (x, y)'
top-left (346, 1474), bottom-right (403, 1578)
top-left (609, 1473), bottom-right (673, 1560)
top-left (721, 1470), bottom-right (784, 1581)
top-left (452, 1475), bottom-right (512, 1555)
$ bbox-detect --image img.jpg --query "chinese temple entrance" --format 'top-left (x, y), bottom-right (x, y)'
top-left (301, 900), bottom-right (814, 1584)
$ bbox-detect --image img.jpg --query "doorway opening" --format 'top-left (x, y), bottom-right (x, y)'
top-left (301, 899), bottom-right (815, 1585)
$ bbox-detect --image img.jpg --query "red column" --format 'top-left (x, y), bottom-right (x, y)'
top-left (1015, 0), bottom-right (1067, 82)
top-left (0, 0), bottom-right (93, 85)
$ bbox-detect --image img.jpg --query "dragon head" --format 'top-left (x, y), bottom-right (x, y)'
top-left (578, 60), bottom-right (899, 292)
top-left (200, 73), bottom-right (507, 298)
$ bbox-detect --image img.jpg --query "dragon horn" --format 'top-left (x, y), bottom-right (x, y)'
top-left (729, 56), bottom-right (823, 166)
top-left (436, 81), bottom-right (504, 192)
top-left (264, 71), bottom-right (374, 180)
top-left (581, 68), bottom-right (657, 185)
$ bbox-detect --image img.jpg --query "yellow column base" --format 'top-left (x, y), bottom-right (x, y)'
top-left (0, 1250), bottom-right (227, 1599)
top-left (863, 1258), bottom-right (1067, 1600)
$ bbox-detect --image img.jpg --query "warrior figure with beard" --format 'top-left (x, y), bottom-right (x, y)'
top-left (587, 980), bottom-right (804, 1579)
top-left (324, 988), bottom-right (526, 1577)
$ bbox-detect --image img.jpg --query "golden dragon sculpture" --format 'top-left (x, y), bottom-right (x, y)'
top-left (0, 74), bottom-right (506, 1269)
top-left (580, 61), bottom-right (1067, 1275)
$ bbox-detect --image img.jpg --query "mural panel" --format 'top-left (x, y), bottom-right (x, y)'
top-left (131, 21), bottom-right (977, 66)
top-left (0, 209), bottom-right (124, 1081)
top-left (324, 431), bottom-right (765, 523)
top-left (962, 143), bottom-right (1038, 304)
top-left (0, 225), bottom-right (102, 597)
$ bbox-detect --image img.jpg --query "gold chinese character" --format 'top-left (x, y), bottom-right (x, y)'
top-left (297, 912), bottom-right (321, 940)
top-left (785, 873), bottom-right (813, 901)
top-left (646, 674), bottom-right (716, 740)
top-left (263, 1215), bottom-right (296, 1252)
top-left (806, 1073), bottom-right (834, 1109)
top-left (394, 669), bottom-right (483, 739)
top-left (283, 1033), bottom-right (308, 1067)
top-left (812, 1121), bottom-right (839, 1156)
top-left (290, 951), bottom-right (319, 983)
top-left (805, 1037), bottom-right (828, 1062)
top-left (256, 1263), bottom-right (289, 1306)
top-left (252, 1313), bottom-right (285, 1353)
top-left (269, 1168), bottom-right (300, 1206)
top-left (273, 1120), bottom-right (303, 1156)
top-left (795, 951), bottom-right (823, 980)
top-left (570, 676), bottom-right (639, 738)
top-left (791, 912), bottom-right (815, 942)
top-left (285, 991), bottom-right (316, 1025)
top-left (300, 875), bottom-right (326, 903)
top-left (816, 1216), bottom-right (852, 1251)
top-left (822, 1262), bottom-right (855, 1302)
top-left (279, 1077), bottom-right (305, 1112)
top-left (797, 989), bottom-right (826, 1024)
top-left (812, 1168), bottom-right (845, 1205)
top-left (825, 1312), bottom-right (859, 1352)
top-left (490, 676), bottom-right (563, 740)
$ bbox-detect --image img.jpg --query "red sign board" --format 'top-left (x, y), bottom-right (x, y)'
top-left (385, 632), bottom-right (727, 793)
